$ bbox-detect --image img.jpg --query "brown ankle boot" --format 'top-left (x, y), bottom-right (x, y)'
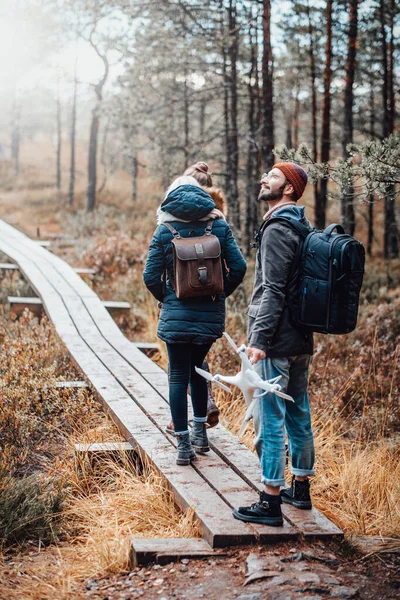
top-left (166, 389), bottom-right (220, 434)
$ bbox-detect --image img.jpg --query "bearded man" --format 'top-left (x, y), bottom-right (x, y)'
top-left (233, 162), bottom-right (315, 527)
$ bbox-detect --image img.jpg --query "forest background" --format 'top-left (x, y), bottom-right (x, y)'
top-left (0, 0), bottom-right (399, 598)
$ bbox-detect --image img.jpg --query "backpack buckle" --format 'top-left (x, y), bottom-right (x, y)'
top-left (198, 266), bottom-right (208, 284)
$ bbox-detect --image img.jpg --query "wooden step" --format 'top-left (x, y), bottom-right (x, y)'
top-left (130, 538), bottom-right (221, 567)
top-left (133, 342), bottom-right (159, 351)
top-left (133, 341), bottom-right (160, 357)
top-left (102, 300), bottom-right (131, 316)
top-left (1, 263), bottom-right (95, 277)
top-left (75, 442), bottom-right (135, 453)
top-left (55, 380), bottom-right (89, 389)
top-left (8, 297), bottom-right (131, 317)
top-left (8, 296), bottom-right (43, 317)
top-left (74, 267), bottom-right (96, 275)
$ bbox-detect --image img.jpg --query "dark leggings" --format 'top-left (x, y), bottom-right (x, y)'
top-left (166, 342), bottom-right (212, 433)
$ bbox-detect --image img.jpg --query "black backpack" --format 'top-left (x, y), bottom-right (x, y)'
top-left (264, 217), bottom-right (365, 334)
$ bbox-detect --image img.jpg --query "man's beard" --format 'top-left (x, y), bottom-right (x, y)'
top-left (257, 182), bottom-right (286, 203)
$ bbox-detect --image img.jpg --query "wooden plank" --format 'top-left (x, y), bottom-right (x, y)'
top-left (8, 295), bottom-right (131, 318)
top-left (133, 341), bottom-right (160, 358)
top-left (8, 296), bottom-right (43, 317)
top-left (75, 442), bottom-right (134, 453)
top-left (133, 342), bottom-right (159, 350)
top-left (56, 380), bottom-right (89, 389)
top-left (81, 296), bottom-right (163, 376)
top-left (102, 300), bottom-right (131, 315)
top-left (74, 267), bottom-right (96, 275)
top-left (130, 538), bottom-right (220, 567)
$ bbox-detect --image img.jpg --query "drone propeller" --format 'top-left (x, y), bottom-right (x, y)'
top-left (223, 331), bottom-right (240, 353)
top-left (238, 397), bottom-right (256, 437)
top-left (254, 386), bottom-right (294, 402)
top-left (223, 332), bottom-right (254, 371)
top-left (194, 367), bottom-right (232, 394)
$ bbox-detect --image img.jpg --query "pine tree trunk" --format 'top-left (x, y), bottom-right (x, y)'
top-left (388, 0), bottom-right (395, 133)
top-left (183, 71), bottom-right (190, 169)
top-left (220, 0), bottom-right (230, 194)
top-left (68, 63), bottom-right (77, 206)
top-left (132, 152), bottom-right (139, 202)
top-left (379, 0), bottom-right (389, 139)
top-left (261, 0), bottom-right (274, 172)
top-left (98, 117), bottom-right (111, 195)
top-left (340, 0), bottom-right (358, 235)
top-left (253, 4), bottom-right (263, 231)
top-left (132, 153), bottom-right (138, 202)
top-left (11, 94), bottom-right (20, 178)
top-left (315, 0), bottom-right (333, 230)
top-left (226, 0), bottom-right (240, 235)
top-left (367, 80), bottom-right (375, 257)
top-left (245, 17), bottom-right (257, 256)
top-left (380, 0), bottom-right (398, 258)
top-left (56, 84), bottom-right (62, 192)
top-left (306, 1), bottom-right (319, 215)
top-left (11, 122), bottom-right (20, 178)
top-left (199, 96), bottom-right (206, 142)
top-left (85, 33), bottom-right (108, 212)
top-left (87, 110), bottom-right (99, 213)
top-left (292, 80), bottom-right (300, 149)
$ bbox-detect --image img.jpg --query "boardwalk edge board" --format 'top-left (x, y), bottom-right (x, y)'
top-left (130, 538), bottom-right (221, 567)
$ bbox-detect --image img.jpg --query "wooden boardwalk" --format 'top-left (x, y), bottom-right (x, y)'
top-left (0, 220), bottom-right (342, 548)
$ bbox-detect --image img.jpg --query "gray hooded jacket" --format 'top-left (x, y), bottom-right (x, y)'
top-left (247, 205), bottom-right (314, 358)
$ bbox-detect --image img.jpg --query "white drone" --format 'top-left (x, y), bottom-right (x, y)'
top-left (195, 332), bottom-right (294, 437)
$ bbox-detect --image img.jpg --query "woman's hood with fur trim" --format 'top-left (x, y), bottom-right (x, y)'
top-left (160, 184), bottom-right (215, 221)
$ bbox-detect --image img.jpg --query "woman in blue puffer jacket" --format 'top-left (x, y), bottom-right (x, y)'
top-left (143, 171), bottom-right (246, 465)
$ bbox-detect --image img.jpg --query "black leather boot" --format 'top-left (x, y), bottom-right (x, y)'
top-left (280, 476), bottom-right (312, 510)
top-left (176, 433), bottom-right (196, 465)
top-left (232, 492), bottom-right (283, 526)
top-left (190, 421), bottom-right (210, 454)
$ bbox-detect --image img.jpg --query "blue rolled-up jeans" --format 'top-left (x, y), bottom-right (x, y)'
top-left (252, 355), bottom-right (315, 487)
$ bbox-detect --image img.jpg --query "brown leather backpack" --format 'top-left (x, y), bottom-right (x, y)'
top-left (164, 221), bottom-right (224, 299)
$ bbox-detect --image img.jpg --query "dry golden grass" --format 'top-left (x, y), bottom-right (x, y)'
top-left (0, 416), bottom-right (199, 600)
top-left (0, 305), bottom-right (198, 599)
top-left (215, 384), bottom-right (400, 538)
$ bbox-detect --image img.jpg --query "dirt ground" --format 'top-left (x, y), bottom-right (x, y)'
top-left (81, 542), bottom-right (400, 600)
top-left (3, 540), bottom-right (391, 600)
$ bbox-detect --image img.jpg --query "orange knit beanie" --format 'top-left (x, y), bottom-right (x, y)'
top-left (274, 162), bottom-right (308, 200)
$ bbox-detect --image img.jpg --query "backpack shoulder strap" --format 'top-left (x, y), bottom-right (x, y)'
top-left (163, 222), bottom-right (181, 238)
top-left (204, 220), bottom-right (214, 235)
top-left (263, 216), bottom-right (311, 287)
top-left (264, 215), bottom-right (310, 239)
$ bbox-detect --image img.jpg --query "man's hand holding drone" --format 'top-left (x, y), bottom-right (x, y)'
top-left (195, 332), bottom-right (294, 437)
